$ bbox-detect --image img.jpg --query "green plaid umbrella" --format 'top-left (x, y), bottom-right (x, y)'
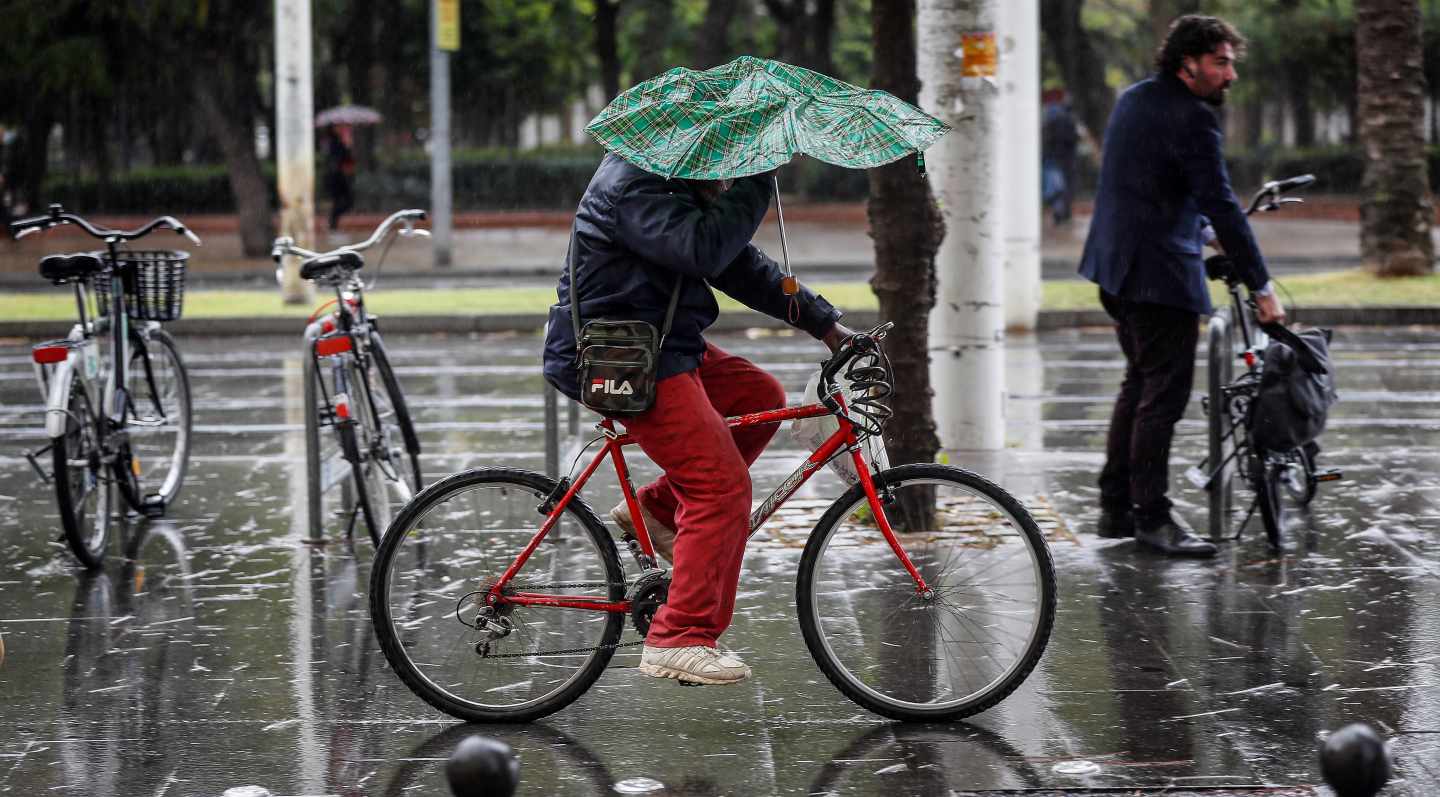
top-left (585, 56), bottom-right (949, 180)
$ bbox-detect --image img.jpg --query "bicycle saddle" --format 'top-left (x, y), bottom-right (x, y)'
top-left (38, 253), bottom-right (105, 284)
top-left (300, 251), bottom-right (364, 280)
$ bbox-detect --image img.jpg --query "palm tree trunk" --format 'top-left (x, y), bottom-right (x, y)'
top-left (868, 0), bottom-right (943, 475)
top-left (1357, 0), bottom-right (1435, 276)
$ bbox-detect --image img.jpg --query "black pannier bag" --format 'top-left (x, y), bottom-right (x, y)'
top-left (568, 238), bottom-right (681, 416)
top-left (1249, 326), bottom-right (1338, 452)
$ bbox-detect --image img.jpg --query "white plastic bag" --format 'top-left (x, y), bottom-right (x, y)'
top-left (790, 369), bottom-right (890, 484)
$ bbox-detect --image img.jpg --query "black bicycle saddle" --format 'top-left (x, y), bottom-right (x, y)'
top-left (38, 253), bottom-right (105, 284)
top-left (299, 251), bottom-right (364, 281)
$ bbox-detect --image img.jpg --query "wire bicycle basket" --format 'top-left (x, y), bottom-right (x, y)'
top-left (91, 250), bottom-right (189, 322)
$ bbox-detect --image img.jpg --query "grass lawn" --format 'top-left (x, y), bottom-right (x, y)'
top-left (4, 270), bottom-right (1439, 322)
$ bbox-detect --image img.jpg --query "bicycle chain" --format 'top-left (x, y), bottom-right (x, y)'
top-left (474, 580), bottom-right (642, 659)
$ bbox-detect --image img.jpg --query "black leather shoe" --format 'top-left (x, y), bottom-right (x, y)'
top-left (1096, 508), bottom-right (1135, 538)
top-left (1135, 515), bottom-right (1217, 557)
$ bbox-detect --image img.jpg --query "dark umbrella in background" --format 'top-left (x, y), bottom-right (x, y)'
top-left (314, 104), bottom-right (382, 128)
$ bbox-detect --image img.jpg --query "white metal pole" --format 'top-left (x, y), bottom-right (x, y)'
top-left (274, 0), bottom-right (315, 304)
top-left (920, 0), bottom-right (1006, 451)
top-left (998, 0), bottom-right (1041, 331)
top-left (430, 0), bottom-right (454, 268)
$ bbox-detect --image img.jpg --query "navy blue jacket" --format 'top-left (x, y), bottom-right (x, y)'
top-left (543, 154), bottom-right (842, 400)
top-left (1078, 73), bottom-right (1269, 314)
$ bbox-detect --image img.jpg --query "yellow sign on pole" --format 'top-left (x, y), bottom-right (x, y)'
top-left (437, 0), bottom-right (460, 51)
top-left (960, 32), bottom-right (997, 78)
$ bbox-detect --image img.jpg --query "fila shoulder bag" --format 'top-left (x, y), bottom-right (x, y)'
top-left (569, 239), bottom-right (681, 416)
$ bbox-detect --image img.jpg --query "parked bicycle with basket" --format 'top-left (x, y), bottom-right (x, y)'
top-left (369, 322), bottom-right (1057, 723)
top-left (1193, 175), bottom-right (1342, 548)
top-left (271, 209), bottom-right (429, 546)
top-left (12, 204), bottom-right (199, 568)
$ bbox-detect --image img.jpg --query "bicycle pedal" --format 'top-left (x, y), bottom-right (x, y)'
top-left (1315, 469), bottom-right (1343, 483)
top-left (140, 494), bottom-right (166, 518)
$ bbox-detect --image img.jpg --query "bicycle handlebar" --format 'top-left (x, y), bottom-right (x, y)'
top-left (9, 203), bottom-right (202, 246)
top-left (818, 322), bottom-right (893, 397)
top-left (1246, 173), bottom-right (1315, 216)
top-left (271, 208), bottom-right (429, 263)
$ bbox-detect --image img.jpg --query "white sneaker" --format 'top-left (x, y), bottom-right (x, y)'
top-left (639, 644), bottom-right (752, 685)
top-left (610, 500), bottom-right (677, 563)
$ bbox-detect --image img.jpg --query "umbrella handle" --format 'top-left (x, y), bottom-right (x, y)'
top-left (772, 174), bottom-right (797, 296)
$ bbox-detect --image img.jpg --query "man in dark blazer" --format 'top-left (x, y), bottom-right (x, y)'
top-left (1078, 15), bottom-right (1285, 557)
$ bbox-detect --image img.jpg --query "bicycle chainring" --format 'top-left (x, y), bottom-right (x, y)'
top-left (626, 570), bottom-right (671, 637)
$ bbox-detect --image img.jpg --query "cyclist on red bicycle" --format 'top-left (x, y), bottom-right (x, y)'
top-left (544, 154), bottom-right (853, 685)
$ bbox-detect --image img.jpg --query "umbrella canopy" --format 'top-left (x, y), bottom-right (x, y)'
top-left (315, 105), bottom-right (382, 127)
top-left (585, 55), bottom-right (948, 180)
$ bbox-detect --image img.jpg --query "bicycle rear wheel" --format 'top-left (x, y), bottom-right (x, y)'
top-left (53, 382), bottom-right (114, 568)
top-left (369, 468), bottom-right (625, 723)
top-left (796, 464), bottom-right (1056, 722)
top-left (1281, 443), bottom-right (1318, 507)
top-left (126, 328), bottom-right (192, 506)
top-left (1253, 454), bottom-right (1285, 549)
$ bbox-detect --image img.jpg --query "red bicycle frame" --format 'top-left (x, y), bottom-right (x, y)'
top-left (488, 399), bottom-right (932, 615)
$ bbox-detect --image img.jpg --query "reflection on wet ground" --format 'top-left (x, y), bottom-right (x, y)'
top-left (1, 327), bottom-right (1438, 796)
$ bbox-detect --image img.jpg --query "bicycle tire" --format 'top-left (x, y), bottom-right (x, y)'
top-left (340, 356), bottom-right (390, 547)
top-left (1206, 314), bottom-right (1233, 542)
top-left (53, 382), bottom-right (113, 568)
top-left (369, 467), bottom-right (625, 723)
top-left (126, 328), bottom-right (192, 506)
top-left (795, 463), bottom-right (1057, 722)
top-left (368, 331), bottom-right (423, 494)
top-left (1282, 444), bottom-right (1318, 507)
top-left (1254, 454), bottom-right (1285, 550)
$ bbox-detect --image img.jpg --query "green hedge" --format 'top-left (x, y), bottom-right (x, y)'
top-left (43, 144), bottom-right (1440, 214)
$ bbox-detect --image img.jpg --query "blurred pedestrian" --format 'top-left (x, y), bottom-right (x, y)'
top-left (1041, 88), bottom-right (1079, 225)
top-left (323, 124), bottom-right (355, 231)
top-left (543, 154), bottom-right (852, 685)
top-left (1079, 14), bottom-right (1285, 557)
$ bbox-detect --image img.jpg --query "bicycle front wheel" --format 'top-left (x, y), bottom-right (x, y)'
top-left (340, 356), bottom-right (392, 546)
top-left (126, 328), bottom-right (192, 506)
top-left (369, 468), bottom-right (625, 723)
top-left (53, 382), bottom-right (114, 568)
top-left (369, 331), bottom-right (423, 494)
top-left (796, 464), bottom-right (1056, 722)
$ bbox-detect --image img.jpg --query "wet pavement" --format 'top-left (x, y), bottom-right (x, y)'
top-left (1, 326), bottom-right (1438, 796)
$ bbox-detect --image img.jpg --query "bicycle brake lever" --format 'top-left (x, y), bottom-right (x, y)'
top-left (14, 226), bottom-right (40, 240)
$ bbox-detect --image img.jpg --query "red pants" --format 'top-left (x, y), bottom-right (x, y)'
top-left (624, 342), bottom-right (785, 648)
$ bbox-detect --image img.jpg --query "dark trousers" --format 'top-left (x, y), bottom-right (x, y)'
top-left (1098, 289), bottom-right (1199, 529)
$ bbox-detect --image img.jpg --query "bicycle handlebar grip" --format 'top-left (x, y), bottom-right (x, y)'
top-left (1276, 174), bottom-right (1316, 192)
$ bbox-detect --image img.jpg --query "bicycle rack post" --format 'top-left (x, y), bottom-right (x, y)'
top-left (544, 380), bottom-right (560, 480)
top-left (1206, 309), bottom-right (1232, 541)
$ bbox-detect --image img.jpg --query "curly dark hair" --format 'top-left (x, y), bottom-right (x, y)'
top-left (1154, 15), bottom-right (1246, 75)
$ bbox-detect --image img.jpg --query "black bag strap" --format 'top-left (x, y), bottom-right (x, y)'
top-left (568, 231), bottom-right (682, 344)
top-left (1260, 322), bottom-right (1328, 375)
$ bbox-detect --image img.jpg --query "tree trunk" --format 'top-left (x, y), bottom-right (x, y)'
top-left (1287, 58), bottom-right (1315, 147)
top-left (1356, 0), bottom-right (1434, 276)
top-left (632, 0), bottom-right (676, 83)
top-left (762, 0), bottom-right (810, 68)
top-left (13, 112), bottom-right (54, 212)
top-left (1147, 0), bottom-right (1201, 53)
top-left (693, 0), bottom-right (740, 69)
top-left (194, 59), bottom-right (273, 256)
top-left (811, 0), bottom-right (837, 77)
top-left (868, 0), bottom-right (943, 476)
top-left (594, 0), bottom-right (622, 102)
top-left (345, 0), bottom-right (378, 166)
top-left (1040, 0), bottom-right (1113, 146)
